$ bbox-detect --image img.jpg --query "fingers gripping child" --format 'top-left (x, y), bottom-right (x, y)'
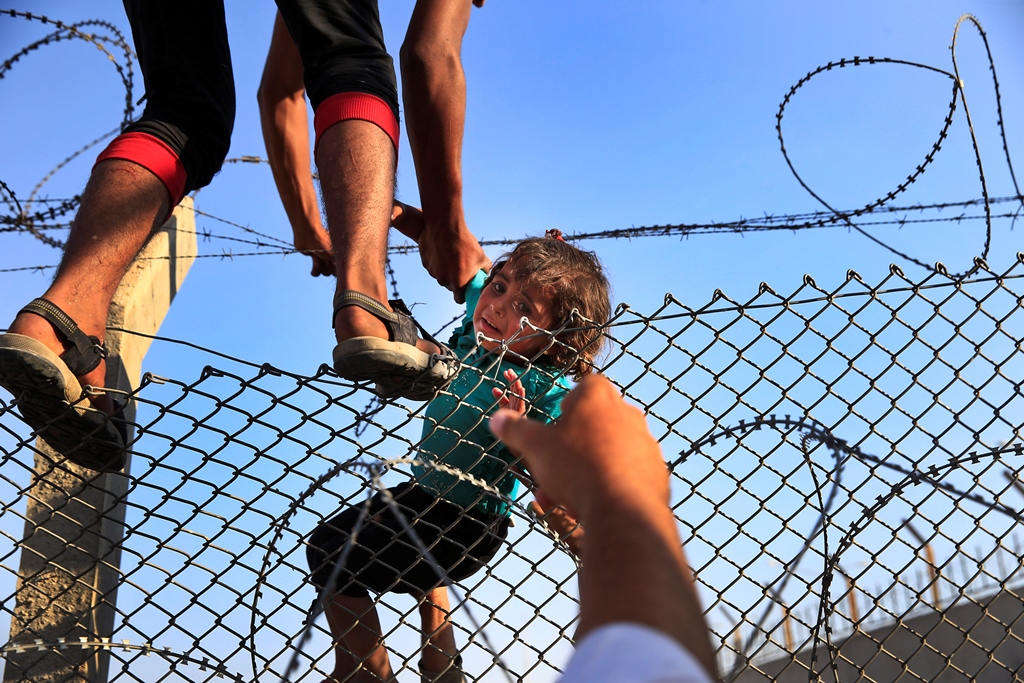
top-left (305, 234), bottom-right (611, 683)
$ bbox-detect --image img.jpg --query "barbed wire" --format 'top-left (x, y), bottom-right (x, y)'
top-left (776, 15), bottom-right (1024, 278)
top-left (3, 9), bottom-right (1024, 683)
top-left (2, 10), bottom-right (1022, 282)
top-left (695, 414), bottom-right (1024, 680)
top-left (1, 9), bottom-right (135, 241)
top-left (4, 198), bottom-right (1023, 275)
top-left (0, 638), bottom-right (244, 682)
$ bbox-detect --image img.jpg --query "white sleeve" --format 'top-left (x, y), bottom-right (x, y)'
top-left (558, 623), bottom-right (716, 683)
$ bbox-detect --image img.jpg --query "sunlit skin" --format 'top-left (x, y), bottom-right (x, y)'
top-left (473, 267), bottom-right (556, 359)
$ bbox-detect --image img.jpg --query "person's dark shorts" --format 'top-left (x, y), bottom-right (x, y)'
top-left (120, 0), bottom-right (398, 197)
top-left (307, 482), bottom-right (510, 598)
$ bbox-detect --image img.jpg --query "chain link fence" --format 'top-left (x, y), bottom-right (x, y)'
top-left (3, 252), bottom-right (1024, 682)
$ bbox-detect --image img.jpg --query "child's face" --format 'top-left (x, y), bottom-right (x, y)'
top-left (474, 266), bottom-right (557, 359)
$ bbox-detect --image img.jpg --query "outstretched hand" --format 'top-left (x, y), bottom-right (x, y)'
top-left (489, 375), bottom-right (719, 680)
top-left (489, 374), bottom-right (669, 522)
top-left (293, 225), bottom-right (335, 277)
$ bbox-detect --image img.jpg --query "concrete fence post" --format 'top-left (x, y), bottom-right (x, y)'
top-left (4, 198), bottom-right (197, 683)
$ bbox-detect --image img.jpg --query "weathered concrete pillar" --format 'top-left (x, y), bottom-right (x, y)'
top-left (4, 198), bottom-right (197, 683)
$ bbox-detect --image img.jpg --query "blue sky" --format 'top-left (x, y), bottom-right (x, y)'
top-left (2, 1), bottom-right (1022, 374)
top-left (2, 2), bottom-right (1024, 679)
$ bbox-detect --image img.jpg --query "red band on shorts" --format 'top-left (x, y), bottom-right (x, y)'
top-left (314, 92), bottom-right (399, 159)
top-left (96, 132), bottom-right (188, 206)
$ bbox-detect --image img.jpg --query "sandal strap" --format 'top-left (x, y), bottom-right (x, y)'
top-left (333, 291), bottom-right (399, 326)
top-left (333, 291), bottom-right (452, 354)
top-left (20, 298), bottom-right (106, 376)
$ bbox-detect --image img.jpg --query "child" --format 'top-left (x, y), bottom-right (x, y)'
top-left (307, 225), bottom-right (611, 683)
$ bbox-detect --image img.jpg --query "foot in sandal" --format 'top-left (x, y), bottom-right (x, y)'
top-left (331, 292), bottom-right (458, 401)
top-left (0, 299), bottom-right (127, 471)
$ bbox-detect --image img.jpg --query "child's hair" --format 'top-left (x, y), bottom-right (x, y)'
top-left (490, 231), bottom-right (611, 379)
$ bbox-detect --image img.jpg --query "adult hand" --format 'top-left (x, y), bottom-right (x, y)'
top-left (490, 375), bottom-right (719, 680)
top-left (489, 376), bottom-right (716, 679)
top-left (418, 220), bottom-right (491, 304)
top-left (489, 374), bottom-right (669, 522)
top-left (293, 225), bottom-right (335, 277)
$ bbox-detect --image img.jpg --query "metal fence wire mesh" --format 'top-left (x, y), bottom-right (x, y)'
top-left (4, 7), bottom-right (1024, 683)
top-left (4, 255), bottom-right (1024, 682)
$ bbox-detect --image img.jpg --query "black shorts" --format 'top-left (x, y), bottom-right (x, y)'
top-left (122, 0), bottom-right (398, 195)
top-left (307, 482), bottom-right (510, 598)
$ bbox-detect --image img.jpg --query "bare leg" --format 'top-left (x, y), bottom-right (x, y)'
top-left (324, 594), bottom-right (394, 683)
top-left (316, 120), bottom-right (438, 355)
top-left (316, 120), bottom-right (395, 345)
top-left (6, 160), bottom-right (170, 414)
top-left (418, 587), bottom-right (459, 674)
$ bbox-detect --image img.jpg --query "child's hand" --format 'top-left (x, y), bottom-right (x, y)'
top-left (492, 369), bottom-right (526, 415)
top-left (529, 500), bottom-right (585, 558)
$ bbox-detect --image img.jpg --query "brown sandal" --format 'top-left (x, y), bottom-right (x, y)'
top-left (0, 299), bottom-right (127, 471)
top-left (331, 292), bottom-right (458, 401)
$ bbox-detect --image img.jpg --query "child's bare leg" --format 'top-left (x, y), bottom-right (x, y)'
top-left (325, 594), bottom-right (394, 682)
top-left (417, 587), bottom-right (459, 674)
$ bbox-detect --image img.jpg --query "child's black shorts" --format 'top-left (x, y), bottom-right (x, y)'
top-left (307, 481), bottom-right (510, 598)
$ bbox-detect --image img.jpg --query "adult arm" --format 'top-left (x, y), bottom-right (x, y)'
top-left (401, 0), bottom-right (490, 302)
top-left (390, 200), bottom-right (425, 244)
top-left (258, 12), bottom-right (334, 277)
top-left (490, 375), bottom-right (720, 681)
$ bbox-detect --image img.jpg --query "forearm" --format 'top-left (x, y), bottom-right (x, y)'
top-left (390, 201), bottom-right (424, 244)
top-left (401, 1), bottom-right (471, 231)
top-left (578, 499), bottom-right (719, 681)
top-left (258, 13), bottom-right (323, 240)
top-left (260, 94), bottom-right (324, 238)
top-left (489, 377), bottom-right (720, 680)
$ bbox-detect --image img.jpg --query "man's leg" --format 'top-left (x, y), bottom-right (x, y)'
top-left (277, 0), bottom-right (456, 398)
top-left (6, 161), bottom-right (170, 415)
top-left (17, 0), bottom-right (235, 399)
top-left (315, 119), bottom-right (396, 345)
top-left (276, 0), bottom-right (399, 347)
top-left (0, 0), bottom-right (232, 470)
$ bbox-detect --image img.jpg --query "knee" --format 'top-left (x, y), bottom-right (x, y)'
top-left (400, 32), bottom-right (461, 83)
top-left (417, 587), bottom-right (450, 613)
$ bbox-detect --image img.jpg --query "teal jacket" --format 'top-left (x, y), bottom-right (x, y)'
top-left (412, 271), bottom-right (570, 515)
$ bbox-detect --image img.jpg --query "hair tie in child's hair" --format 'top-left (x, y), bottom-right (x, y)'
top-left (545, 228), bottom-right (565, 242)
